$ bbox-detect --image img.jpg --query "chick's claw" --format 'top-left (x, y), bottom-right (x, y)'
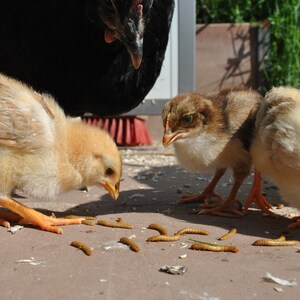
top-left (0, 217), bottom-right (10, 228)
top-left (0, 210), bottom-right (23, 228)
top-left (0, 197), bottom-right (82, 234)
top-left (178, 191), bottom-right (224, 206)
top-left (0, 210), bottom-right (22, 224)
top-left (178, 169), bottom-right (226, 206)
top-left (17, 213), bottom-right (83, 234)
top-left (198, 200), bottom-right (244, 217)
top-left (0, 212), bottom-right (83, 234)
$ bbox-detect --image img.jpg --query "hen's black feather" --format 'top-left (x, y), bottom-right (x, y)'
top-left (0, 0), bottom-right (174, 116)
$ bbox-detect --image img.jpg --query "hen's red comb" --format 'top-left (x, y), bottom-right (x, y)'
top-left (131, 0), bottom-right (143, 15)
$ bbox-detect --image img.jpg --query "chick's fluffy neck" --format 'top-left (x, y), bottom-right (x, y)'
top-left (171, 96), bottom-right (228, 172)
top-left (63, 121), bottom-right (93, 176)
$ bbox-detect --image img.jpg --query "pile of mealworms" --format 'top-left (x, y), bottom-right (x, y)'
top-left (67, 215), bottom-right (300, 256)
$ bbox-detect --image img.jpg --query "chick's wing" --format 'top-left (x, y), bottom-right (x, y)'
top-left (0, 75), bottom-right (60, 151)
top-left (223, 89), bottom-right (262, 132)
top-left (256, 87), bottom-right (300, 169)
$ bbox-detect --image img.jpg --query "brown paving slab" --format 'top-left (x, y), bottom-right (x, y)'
top-left (0, 146), bottom-right (299, 300)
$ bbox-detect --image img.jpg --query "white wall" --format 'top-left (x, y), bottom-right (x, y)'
top-left (145, 0), bottom-right (179, 100)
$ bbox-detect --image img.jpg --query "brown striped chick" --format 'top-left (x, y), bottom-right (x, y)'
top-left (0, 74), bottom-right (121, 234)
top-left (162, 89), bottom-right (262, 216)
top-left (245, 86), bottom-right (300, 227)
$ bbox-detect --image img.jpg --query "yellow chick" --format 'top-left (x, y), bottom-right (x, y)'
top-left (162, 89), bottom-right (262, 215)
top-left (0, 74), bottom-right (122, 234)
top-left (245, 86), bottom-right (300, 227)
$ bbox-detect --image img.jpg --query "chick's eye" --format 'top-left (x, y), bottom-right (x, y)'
top-left (105, 168), bottom-right (114, 176)
top-left (181, 115), bottom-right (193, 126)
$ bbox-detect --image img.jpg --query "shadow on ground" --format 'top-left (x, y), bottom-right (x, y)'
top-left (18, 163), bottom-right (299, 240)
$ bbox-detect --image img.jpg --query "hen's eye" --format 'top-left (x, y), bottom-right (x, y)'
top-left (105, 168), bottom-right (114, 176)
top-left (181, 115), bottom-right (193, 126)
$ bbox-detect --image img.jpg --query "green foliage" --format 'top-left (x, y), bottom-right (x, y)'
top-left (196, 0), bottom-right (269, 23)
top-left (196, 0), bottom-right (300, 87)
top-left (267, 0), bottom-right (300, 87)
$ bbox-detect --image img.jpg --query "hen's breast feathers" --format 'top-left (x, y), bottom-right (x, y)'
top-left (0, 1), bottom-right (175, 116)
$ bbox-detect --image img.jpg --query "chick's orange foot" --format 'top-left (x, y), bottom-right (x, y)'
top-left (198, 200), bottom-right (243, 217)
top-left (178, 191), bottom-right (224, 206)
top-left (177, 169), bottom-right (226, 206)
top-left (0, 198), bottom-right (82, 234)
top-left (243, 171), bottom-right (275, 217)
top-left (18, 213), bottom-right (82, 234)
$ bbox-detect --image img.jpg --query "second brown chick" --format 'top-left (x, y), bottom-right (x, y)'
top-left (162, 89), bottom-right (262, 215)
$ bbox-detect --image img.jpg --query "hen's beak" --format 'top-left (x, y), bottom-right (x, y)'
top-left (162, 132), bottom-right (184, 148)
top-left (104, 28), bottom-right (143, 69)
top-left (126, 39), bottom-right (143, 69)
top-left (101, 181), bottom-right (120, 200)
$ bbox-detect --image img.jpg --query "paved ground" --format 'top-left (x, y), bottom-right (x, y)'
top-left (1, 139), bottom-right (300, 300)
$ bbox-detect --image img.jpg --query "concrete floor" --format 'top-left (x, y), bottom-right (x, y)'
top-left (1, 129), bottom-right (300, 300)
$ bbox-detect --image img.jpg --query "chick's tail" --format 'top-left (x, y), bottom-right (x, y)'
top-left (0, 197), bottom-right (82, 234)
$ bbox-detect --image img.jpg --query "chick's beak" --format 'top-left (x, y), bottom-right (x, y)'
top-left (126, 39), bottom-right (143, 69)
top-left (101, 181), bottom-right (120, 200)
top-left (162, 131), bottom-right (185, 148)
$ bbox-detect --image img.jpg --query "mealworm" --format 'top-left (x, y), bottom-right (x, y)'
top-left (253, 236), bottom-right (299, 246)
top-left (148, 223), bottom-right (169, 236)
top-left (276, 235), bottom-right (286, 241)
top-left (276, 203), bottom-right (284, 209)
top-left (97, 220), bottom-right (133, 229)
top-left (175, 228), bottom-right (209, 236)
top-left (70, 241), bottom-right (93, 256)
top-left (82, 220), bottom-right (94, 226)
top-left (146, 235), bottom-right (180, 242)
top-left (119, 237), bottom-right (140, 252)
top-left (190, 242), bottom-right (239, 253)
top-left (218, 228), bottom-right (237, 241)
top-left (65, 215), bottom-right (96, 220)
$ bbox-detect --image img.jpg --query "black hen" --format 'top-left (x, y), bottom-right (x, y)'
top-left (0, 0), bottom-right (174, 116)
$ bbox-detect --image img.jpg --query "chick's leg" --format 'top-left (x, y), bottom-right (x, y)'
top-left (199, 171), bottom-right (246, 216)
top-left (243, 170), bottom-right (275, 216)
top-left (178, 168), bottom-right (226, 206)
top-left (0, 197), bottom-right (82, 234)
